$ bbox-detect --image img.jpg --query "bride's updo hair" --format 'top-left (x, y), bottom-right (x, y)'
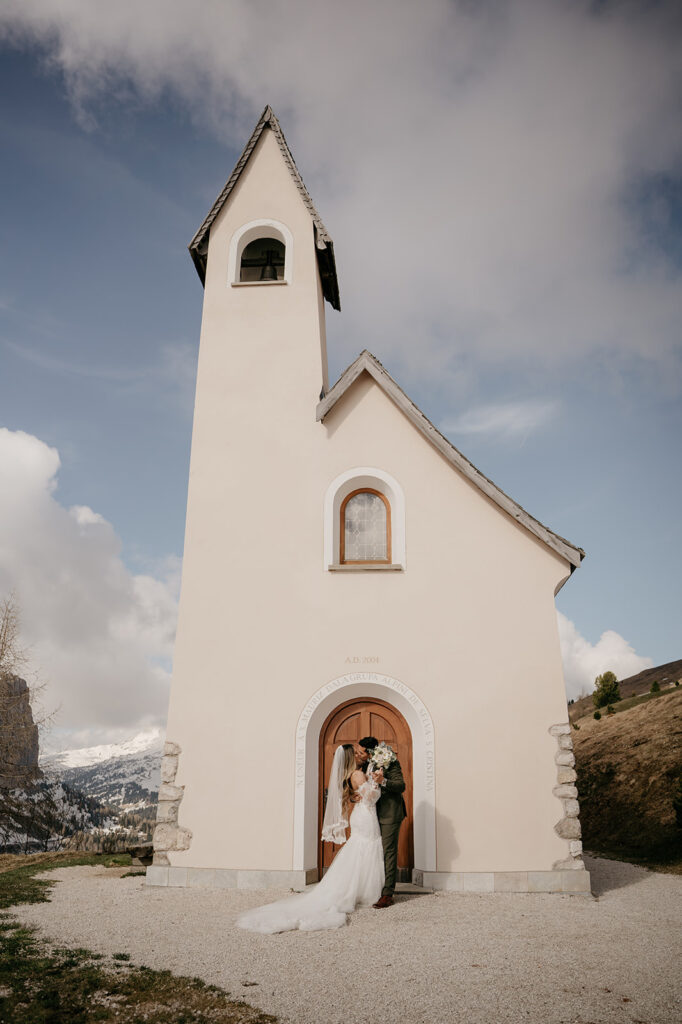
top-left (341, 743), bottom-right (357, 817)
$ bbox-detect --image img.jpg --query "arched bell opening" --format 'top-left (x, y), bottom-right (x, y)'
top-left (228, 219), bottom-right (293, 287)
top-left (239, 236), bottom-right (286, 282)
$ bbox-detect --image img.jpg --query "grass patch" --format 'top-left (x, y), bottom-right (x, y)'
top-left (610, 690), bottom-right (672, 715)
top-left (0, 915), bottom-right (277, 1022)
top-left (0, 853), bottom-right (278, 1023)
top-left (0, 852), bottom-right (131, 911)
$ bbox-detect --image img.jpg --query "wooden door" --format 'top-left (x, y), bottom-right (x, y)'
top-left (318, 698), bottom-right (413, 881)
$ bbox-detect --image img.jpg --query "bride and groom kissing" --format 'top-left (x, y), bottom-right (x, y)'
top-left (237, 736), bottom-right (407, 933)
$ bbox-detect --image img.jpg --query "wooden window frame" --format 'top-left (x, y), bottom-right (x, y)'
top-left (339, 488), bottom-right (391, 564)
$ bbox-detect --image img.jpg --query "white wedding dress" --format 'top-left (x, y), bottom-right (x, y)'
top-left (236, 780), bottom-right (384, 933)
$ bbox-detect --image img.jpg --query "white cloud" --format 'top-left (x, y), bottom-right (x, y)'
top-left (442, 398), bottom-right (557, 441)
top-left (1, 0), bottom-right (681, 390)
top-left (558, 611), bottom-right (653, 700)
top-left (70, 505), bottom-right (106, 527)
top-left (0, 428), bottom-right (177, 746)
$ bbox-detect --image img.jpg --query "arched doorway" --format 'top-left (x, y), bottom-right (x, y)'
top-left (318, 697), bottom-right (414, 881)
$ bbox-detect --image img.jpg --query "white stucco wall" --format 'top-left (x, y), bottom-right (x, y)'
top-left (163, 127), bottom-right (576, 880)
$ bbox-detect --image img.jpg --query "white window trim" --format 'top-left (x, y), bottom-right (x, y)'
top-left (228, 218), bottom-right (294, 287)
top-left (323, 467), bottom-right (406, 570)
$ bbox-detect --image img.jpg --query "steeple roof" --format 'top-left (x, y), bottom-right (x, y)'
top-left (189, 106), bottom-right (340, 310)
top-left (317, 351), bottom-right (585, 576)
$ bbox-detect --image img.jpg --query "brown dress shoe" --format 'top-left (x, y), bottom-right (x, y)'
top-left (373, 894), bottom-right (394, 909)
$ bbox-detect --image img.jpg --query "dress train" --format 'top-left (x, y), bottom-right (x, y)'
top-left (236, 781), bottom-right (384, 933)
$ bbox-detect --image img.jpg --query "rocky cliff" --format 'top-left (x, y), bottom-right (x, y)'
top-left (0, 675), bottom-right (40, 789)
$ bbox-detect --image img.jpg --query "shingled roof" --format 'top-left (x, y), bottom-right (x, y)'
top-left (317, 351), bottom-right (585, 576)
top-left (188, 106), bottom-right (340, 310)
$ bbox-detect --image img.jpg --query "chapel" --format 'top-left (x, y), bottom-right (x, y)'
top-left (148, 106), bottom-right (590, 895)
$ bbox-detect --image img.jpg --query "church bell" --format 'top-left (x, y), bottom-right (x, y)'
top-left (259, 251), bottom-right (279, 280)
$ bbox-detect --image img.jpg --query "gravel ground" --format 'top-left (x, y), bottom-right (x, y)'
top-left (12, 856), bottom-right (681, 1024)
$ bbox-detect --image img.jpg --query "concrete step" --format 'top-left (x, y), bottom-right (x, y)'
top-left (395, 882), bottom-right (433, 895)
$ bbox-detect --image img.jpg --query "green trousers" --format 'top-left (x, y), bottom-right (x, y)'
top-left (379, 819), bottom-right (403, 896)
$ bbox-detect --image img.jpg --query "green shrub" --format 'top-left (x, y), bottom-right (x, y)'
top-left (572, 722), bottom-right (580, 730)
top-left (593, 671), bottom-right (621, 709)
top-left (606, 704), bottom-right (615, 714)
top-left (650, 680), bottom-right (660, 693)
top-left (593, 710), bottom-right (601, 720)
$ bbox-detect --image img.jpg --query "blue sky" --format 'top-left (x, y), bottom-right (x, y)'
top-left (0, 1), bottom-right (680, 748)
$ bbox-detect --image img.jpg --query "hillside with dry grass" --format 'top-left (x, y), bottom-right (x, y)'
top-left (572, 688), bottom-right (682, 869)
top-left (569, 659), bottom-right (682, 721)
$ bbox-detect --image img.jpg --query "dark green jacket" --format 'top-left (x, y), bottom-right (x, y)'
top-left (375, 758), bottom-right (407, 825)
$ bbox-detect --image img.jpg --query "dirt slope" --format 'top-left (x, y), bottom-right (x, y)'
top-left (573, 689), bottom-right (682, 865)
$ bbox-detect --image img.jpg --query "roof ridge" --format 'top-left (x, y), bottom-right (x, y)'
top-left (264, 108), bottom-right (333, 245)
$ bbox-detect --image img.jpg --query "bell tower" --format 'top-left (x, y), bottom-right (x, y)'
top-left (187, 105), bottom-right (339, 422)
top-left (154, 108), bottom-right (340, 877)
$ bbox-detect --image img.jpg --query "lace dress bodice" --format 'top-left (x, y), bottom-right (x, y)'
top-left (357, 779), bottom-right (382, 806)
top-left (348, 779), bottom-right (382, 838)
top-left (236, 776), bottom-right (384, 934)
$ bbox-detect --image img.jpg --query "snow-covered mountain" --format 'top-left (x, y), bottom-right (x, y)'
top-left (41, 728), bottom-right (163, 812)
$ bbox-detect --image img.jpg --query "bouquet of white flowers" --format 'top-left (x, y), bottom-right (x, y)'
top-left (368, 742), bottom-right (397, 774)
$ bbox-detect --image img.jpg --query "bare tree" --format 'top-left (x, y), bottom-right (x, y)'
top-left (0, 590), bottom-right (29, 675)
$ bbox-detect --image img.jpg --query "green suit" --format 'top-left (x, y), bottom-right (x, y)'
top-left (373, 758), bottom-right (406, 897)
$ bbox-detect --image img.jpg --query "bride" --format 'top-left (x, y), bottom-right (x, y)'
top-left (236, 744), bottom-right (384, 933)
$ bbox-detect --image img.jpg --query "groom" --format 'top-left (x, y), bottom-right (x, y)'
top-left (355, 735), bottom-right (407, 909)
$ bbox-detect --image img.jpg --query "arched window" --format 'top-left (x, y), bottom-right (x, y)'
top-left (239, 237), bottom-right (285, 282)
top-left (340, 488), bottom-right (391, 564)
top-left (323, 468), bottom-right (405, 571)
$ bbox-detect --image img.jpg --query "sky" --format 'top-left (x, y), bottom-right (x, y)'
top-left (0, 0), bottom-right (680, 750)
